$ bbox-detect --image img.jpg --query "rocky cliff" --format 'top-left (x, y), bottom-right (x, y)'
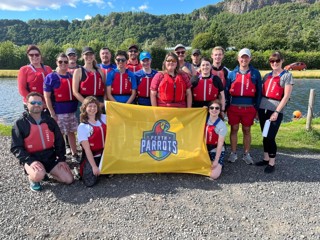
top-left (217, 0), bottom-right (319, 14)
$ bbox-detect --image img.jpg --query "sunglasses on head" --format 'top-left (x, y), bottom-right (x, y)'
top-left (28, 53), bottom-right (40, 58)
top-left (116, 58), bottom-right (126, 63)
top-left (129, 50), bottom-right (138, 53)
top-left (58, 60), bottom-right (69, 64)
top-left (29, 101), bottom-right (43, 106)
top-left (176, 51), bottom-right (185, 55)
top-left (68, 53), bottom-right (76, 57)
top-left (166, 59), bottom-right (177, 63)
top-left (269, 59), bottom-right (281, 63)
top-left (209, 106), bottom-right (220, 110)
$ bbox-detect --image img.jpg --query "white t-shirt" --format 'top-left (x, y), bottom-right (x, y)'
top-left (77, 114), bottom-right (106, 144)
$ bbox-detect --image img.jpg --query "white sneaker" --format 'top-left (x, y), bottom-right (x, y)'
top-left (66, 147), bottom-right (72, 155)
top-left (242, 153), bottom-right (253, 165)
top-left (228, 152), bottom-right (238, 163)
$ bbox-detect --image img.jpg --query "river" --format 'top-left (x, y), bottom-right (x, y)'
top-left (0, 78), bottom-right (319, 125)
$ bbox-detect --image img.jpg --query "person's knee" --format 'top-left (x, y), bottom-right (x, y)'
top-left (63, 174), bottom-right (74, 185)
top-left (231, 124), bottom-right (239, 133)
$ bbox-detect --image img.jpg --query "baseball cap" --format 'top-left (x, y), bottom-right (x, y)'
top-left (128, 44), bottom-right (139, 51)
top-left (238, 48), bottom-right (251, 58)
top-left (66, 48), bottom-right (77, 56)
top-left (174, 44), bottom-right (186, 51)
top-left (82, 46), bottom-right (94, 55)
top-left (192, 49), bottom-right (201, 55)
top-left (139, 51), bottom-right (152, 61)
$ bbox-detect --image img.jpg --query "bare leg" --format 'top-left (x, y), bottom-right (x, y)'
top-left (230, 124), bottom-right (239, 152)
top-left (50, 162), bottom-right (74, 184)
top-left (24, 161), bottom-right (46, 182)
top-left (242, 125), bottom-right (251, 153)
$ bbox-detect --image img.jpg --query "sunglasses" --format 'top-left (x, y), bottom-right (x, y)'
top-left (176, 51), bottom-right (185, 55)
top-left (29, 101), bottom-right (43, 106)
top-left (68, 53), bottom-right (76, 57)
top-left (166, 59), bottom-right (177, 63)
top-left (209, 106), bottom-right (220, 110)
top-left (28, 53), bottom-right (40, 58)
top-left (129, 50), bottom-right (138, 53)
top-left (116, 58), bottom-right (127, 63)
top-left (192, 53), bottom-right (200, 56)
top-left (58, 60), bottom-right (69, 64)
top-left (269, 59), bottom-right (281, 63)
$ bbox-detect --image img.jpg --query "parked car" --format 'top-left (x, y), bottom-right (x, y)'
top-left (284, 62), bottom-right (307, 71)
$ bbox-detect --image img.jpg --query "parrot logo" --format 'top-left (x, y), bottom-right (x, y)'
top-left (140, 120), bottom-right (178, 161)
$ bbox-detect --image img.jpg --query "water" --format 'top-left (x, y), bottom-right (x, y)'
top-left (0, 78), bottom-right (319, 125)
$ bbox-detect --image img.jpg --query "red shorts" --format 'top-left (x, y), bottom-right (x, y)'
top-left (227, 105), bottom-right (256, 127)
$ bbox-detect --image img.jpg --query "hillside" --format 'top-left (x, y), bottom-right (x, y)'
top-left (0, 0), bottom-right (320, 52)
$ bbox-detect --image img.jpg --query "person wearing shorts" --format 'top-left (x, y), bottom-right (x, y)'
top-left (226, 48), bottom-right (262, 165)
top-left (206, 99), bottom-right (228, 179)
top-left (11, 92), bottom-right (74, 192)
top-left (44, 53), bottom-right (80, 162)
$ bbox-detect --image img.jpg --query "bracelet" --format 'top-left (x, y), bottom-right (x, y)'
top-left (275, 110), bottom-right (280, 114)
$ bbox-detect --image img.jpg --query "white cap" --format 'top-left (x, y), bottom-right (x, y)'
top-left (238, 48), bottom-right (251, 58)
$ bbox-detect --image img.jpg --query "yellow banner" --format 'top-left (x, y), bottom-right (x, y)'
top-left (100, 101), bottom-right (211, 176)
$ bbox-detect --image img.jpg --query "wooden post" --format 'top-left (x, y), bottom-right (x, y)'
top-left (306, 89), bottom-right (315, 131)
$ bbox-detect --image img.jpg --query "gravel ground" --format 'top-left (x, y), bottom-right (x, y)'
top-left (1, 135), bottom-right (320, 239)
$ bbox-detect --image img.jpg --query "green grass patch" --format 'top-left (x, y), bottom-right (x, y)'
top-left (1, 69), bottom-right (320, 79)
top-left (0, 124), bottom-right (12, 136)
top-left (224, 118), bottom-right (320, 153)
top-left (260, 69), bottom-right (320, 79)
top-left (0, 70), bottom-right (18, 78)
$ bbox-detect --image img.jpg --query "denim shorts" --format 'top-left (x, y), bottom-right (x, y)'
top-left (209, 151), bottom-right (225, 166)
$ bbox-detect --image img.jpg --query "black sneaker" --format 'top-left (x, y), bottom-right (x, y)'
top-left (264, 165), bottom-right (275, 174)
top-left (255, 160), bottom-right (269, 166)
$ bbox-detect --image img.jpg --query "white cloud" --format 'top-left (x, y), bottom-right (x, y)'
top-left (138, 4), bottom-right (148, 11)
top-left (84, 14), bottom-right (92, 20)
top-left (107, 1), bottom-right (114, 9)
top-left (0, 0), bottom-right (107, 11)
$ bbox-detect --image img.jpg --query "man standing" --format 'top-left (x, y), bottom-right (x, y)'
top-left (226, 48), bottom-right (262, 165)
top-left (11, 92), bottom-right (74, 191)
top-left (126, 44), bottom-right (142, 73)
top-left (174, 43), bottom-right (197, 77)
top-left (66, 48), bottom-right (81, 75)
top-left (106, 50), bottom-right (137, 104)
top-left (191, 49), bottom-right (201, 72)
top-left (211, 46), bottom-right (229, 89)
top-left (98, 47), bottom-right (116, 71)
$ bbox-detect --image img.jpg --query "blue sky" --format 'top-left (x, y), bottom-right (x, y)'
top-left (0, 0), bottom-right (221, 22)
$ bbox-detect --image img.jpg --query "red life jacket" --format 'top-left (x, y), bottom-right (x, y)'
top-left (212, 68), bottom-right (227, 88)
top-left (205, 118), bottom-right (221, 146)
top-left (27, 64), bottom-right (48, 94)
top-left (127, 62), bottom-right (142, 73)
top-left (53, 73), bottom-right (76, 102)
top-left (137, 76), bottom-right (153, 97)
top-left (80, 68), bottom-right (105, 96)
top-left (229, 72), bottom-right (256, 97)
top-left (158, 73), bottom-right (186, 103)
top-left (193, 75), bottom-right (219, 102)
top-left (100, 67), bottom-right (112, 80)
top-left (111, 71), bottom-right (132, 95)
top-left (24, 120), bottom-right (55, 153)
top-left (262, 72), bottom-right (285, 100)
top-left (88, 121), bottom-right (107, 155)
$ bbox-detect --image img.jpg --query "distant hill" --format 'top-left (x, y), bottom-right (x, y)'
top-left (0, 0), bottom-right (320, 52)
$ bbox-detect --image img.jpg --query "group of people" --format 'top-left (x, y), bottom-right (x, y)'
top-left (10, 43), bottom-right (293, 191)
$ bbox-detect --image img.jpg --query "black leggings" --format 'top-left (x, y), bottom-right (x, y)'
top-left (258, 109), bottom-right (283, 158)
